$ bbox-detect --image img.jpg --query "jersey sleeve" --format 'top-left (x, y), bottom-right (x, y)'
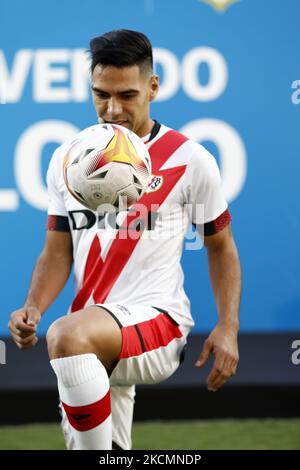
top-left (183, 143), bottom-right (231, 236)
top-left (46, 149), bottom-right (70, 232)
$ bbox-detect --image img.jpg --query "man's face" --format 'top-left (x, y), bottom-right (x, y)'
top-left (91, 64), bottom-right (159, 137)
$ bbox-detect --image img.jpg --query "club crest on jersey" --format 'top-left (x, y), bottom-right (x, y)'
top-left (146, 175), bottom-right (164, 193)
top-left (199, 0), bottom-right (239, 12)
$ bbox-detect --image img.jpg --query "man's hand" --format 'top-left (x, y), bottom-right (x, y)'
top-left (8, 306), bottom-right (41, 350)
top-left (195, 323), bottom-right (239, 392)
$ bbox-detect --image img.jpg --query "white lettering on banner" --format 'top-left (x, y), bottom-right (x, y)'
top-left (154, 48), bottom-right (181, 102)
top-left (180, 119), bottom-right (247, 202)
top-left (154, 47), bottom-right (227, 101)
top-left (1, 47), bottom-right (227, 103)
top-left (0, 49), bottom-right (89, 103)
top-left (0, 190), bottom-right (19, 211)
top-left (182, 47), bottom-right (228, 101)
top-left (34, 50), bottom-right (72, 102)
top-left (15, 121), bottom-right (79, 210)
top-left (34, 49), bottom-right (90, 102)
top-left (72, 49), bottom-right (91, 102)
top-left (0, 49), bottom-right (33, 103)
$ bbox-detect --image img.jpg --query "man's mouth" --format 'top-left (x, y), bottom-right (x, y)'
top-left (105, 120), bottom-right (128, 125)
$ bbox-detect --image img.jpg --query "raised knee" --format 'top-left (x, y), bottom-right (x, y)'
top-left (46, 316), bottom-right (89, 359)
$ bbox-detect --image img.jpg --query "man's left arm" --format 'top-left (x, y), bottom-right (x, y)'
top-left (195, 222), bottom-right (241, 392)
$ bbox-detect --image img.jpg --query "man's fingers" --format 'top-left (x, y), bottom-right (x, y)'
top-left (206, 367), bottom-right (222, 389)
top-left (14, 336), bottom-right (38, 350)
top-left (10, 330), bottom-right (37, 346)
top-left (9, 322), bottom-right (35, 338)
top-left (208, 375), bottom-right (228, 392)
top-left (19, 333), bottom-right (38, 346)
top-left (206, 349), bottom-right (238, 391)
top-left (26, 307), bottom-right (41, 327)
top-left (9, 323), bottom-right (38, 346)
top-left (222, 354), bottom-right (238, 377)
top-left (206, 351), bottom-right (225, 385)
top-left (12, 319), bottom-right (36, 333)
top-left (207, 359), bottom-right (238, 391)
top-left (9, 309), bottom-right (40, 334)
top-left (207, 366), bottom-right (233, 390)
top-left (231, 363), bottom-right (238, 376)
top-left (8, 308), bottom-right (41, 351)
top-left (195, 340), bottom-right (213, 367)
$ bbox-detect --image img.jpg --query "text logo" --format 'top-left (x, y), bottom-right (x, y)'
top-left (291, 80), bottom-right (300, 104)
top-left (291, 340), bottom-right (300, 365)
top-left (0, 340), bottom-right (6, 365)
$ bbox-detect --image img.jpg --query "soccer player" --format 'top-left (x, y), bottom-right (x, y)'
top-left (8, 30), bottom-right (241, 450)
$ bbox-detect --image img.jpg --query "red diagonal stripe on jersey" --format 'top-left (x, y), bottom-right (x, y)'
top-left (62, 390), bottom-right (111, 432)
top-left (120, 313), bottom-right (183, 359)
top-left (71, 234), bottom-right (103, 312)
top-left (71, 130), bottom-right (188, 311)
top-left (148, 130), bottom-right (187, 174)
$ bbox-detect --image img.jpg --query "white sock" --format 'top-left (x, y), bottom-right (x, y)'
top-left (50, 353), bottom-right (112, 450)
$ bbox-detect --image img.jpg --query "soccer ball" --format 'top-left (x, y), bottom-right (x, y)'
top-left (63, 124), bottom-right (152, 211)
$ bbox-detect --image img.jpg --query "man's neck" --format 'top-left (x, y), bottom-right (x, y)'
top-left (137, 119), bottom-right (155, 139)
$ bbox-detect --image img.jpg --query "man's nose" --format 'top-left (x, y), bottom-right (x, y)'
top-left (107, 97), bottom-right (122, 118)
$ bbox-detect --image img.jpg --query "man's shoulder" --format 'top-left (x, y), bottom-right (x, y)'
top-left (155, 123), bottom-right (213, 167)
top-left (157, 123), bottom-right (189, 141)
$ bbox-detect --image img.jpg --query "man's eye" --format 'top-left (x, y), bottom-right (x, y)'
top-left (94, 92), bottom-right (109, 99)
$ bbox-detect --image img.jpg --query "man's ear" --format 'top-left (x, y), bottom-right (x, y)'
top-left (149, 74), bottom-right (159, 101)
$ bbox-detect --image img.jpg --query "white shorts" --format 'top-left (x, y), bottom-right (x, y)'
top-left (61, 303), bottom-right (191, 450)
top-left (100, 303), bottom-right (191, 387)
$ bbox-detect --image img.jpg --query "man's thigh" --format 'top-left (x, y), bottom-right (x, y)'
top-left (48, 305), bottom-right (122, 371)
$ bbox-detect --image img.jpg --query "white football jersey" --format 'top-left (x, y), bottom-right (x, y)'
top-left (47, 122), bottom-right (230, 328)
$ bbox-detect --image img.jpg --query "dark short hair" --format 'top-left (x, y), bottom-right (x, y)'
top-left (89, 29), bottom-right (153, 74)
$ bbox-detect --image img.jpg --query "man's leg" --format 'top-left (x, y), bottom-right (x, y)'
top-left (59, 385), bottom-right (136, 450)
top-left (47, 306), bottom-right (122, 450)
top-left (111, 385), bottom-right (136, 450)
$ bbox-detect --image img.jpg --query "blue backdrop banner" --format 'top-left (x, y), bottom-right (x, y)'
top-left (0, 0), bottom-right (299, 334)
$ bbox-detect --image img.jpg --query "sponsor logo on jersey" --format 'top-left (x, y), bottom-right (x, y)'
top-left (200, 0), bottom-right (239, 12)
top-left (68, 209), bottom-right (159, 231)
top-left (146, 175), bottom-right (164, 193)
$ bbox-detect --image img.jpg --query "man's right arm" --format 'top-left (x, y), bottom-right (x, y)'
top-left (8, 230), bottom-right (73, 350)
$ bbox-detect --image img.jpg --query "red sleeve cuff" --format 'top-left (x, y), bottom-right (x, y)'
top-left (47, 215), bottom-right (70, 232)
top-left (204, 208), bottom-right (232, 236)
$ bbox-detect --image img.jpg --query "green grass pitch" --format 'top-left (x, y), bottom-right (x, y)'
top-left (0, 419), bottom-right (299, 450)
